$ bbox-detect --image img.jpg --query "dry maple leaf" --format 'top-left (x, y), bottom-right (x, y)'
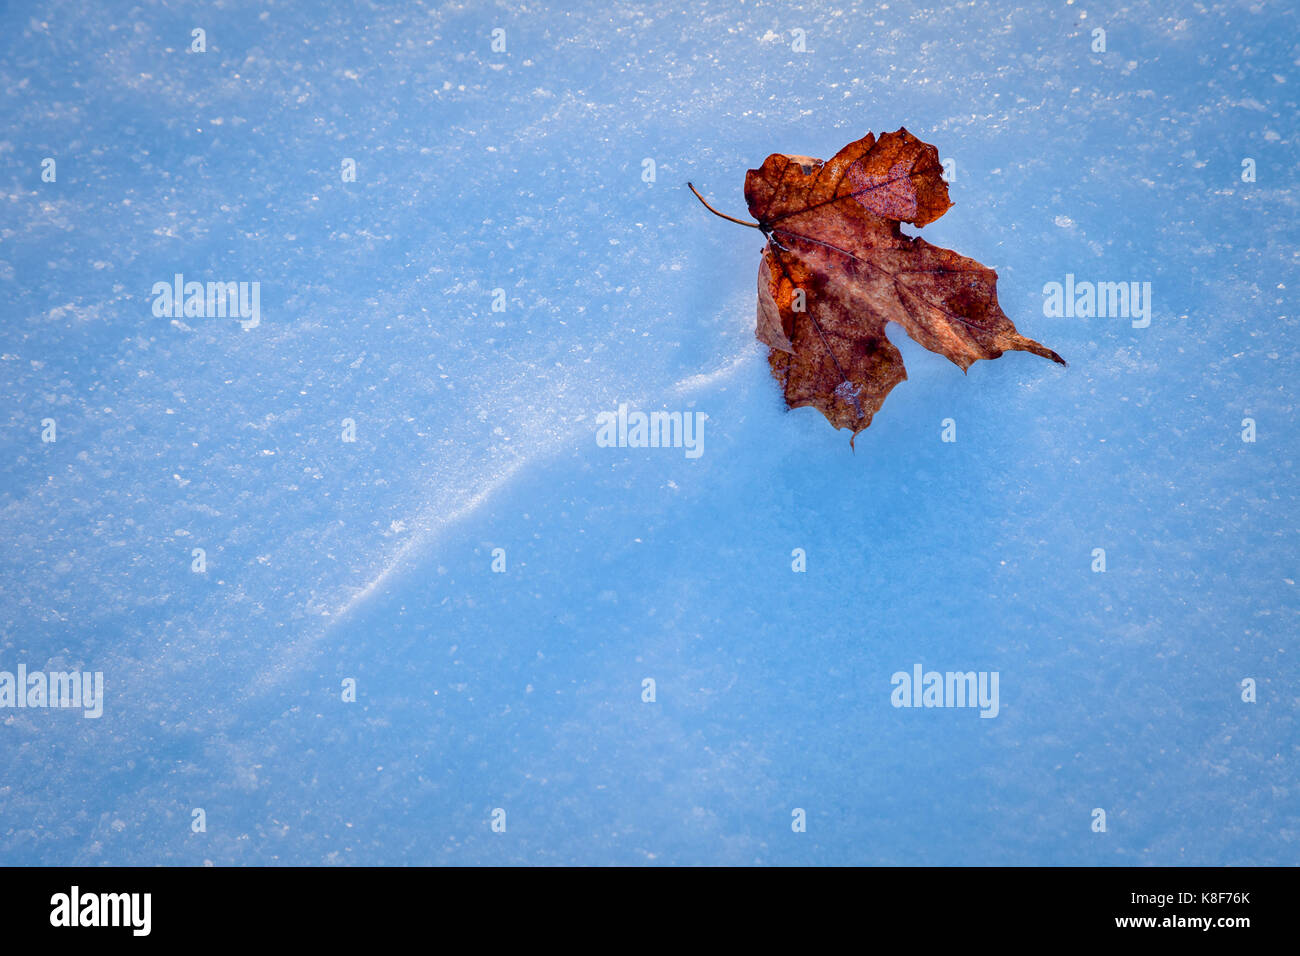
top-left (690, 127), bottom-right (1065, 445)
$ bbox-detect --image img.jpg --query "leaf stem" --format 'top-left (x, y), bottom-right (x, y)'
top-left (686, 182), bottom-right (763, 230)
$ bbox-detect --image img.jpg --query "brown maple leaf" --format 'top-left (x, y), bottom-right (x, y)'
top-left (690, 128), bottom-right (1065, 444)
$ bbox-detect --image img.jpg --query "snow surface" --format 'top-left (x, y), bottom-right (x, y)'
top-left (0, 0), bottom-right (1296, 865)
